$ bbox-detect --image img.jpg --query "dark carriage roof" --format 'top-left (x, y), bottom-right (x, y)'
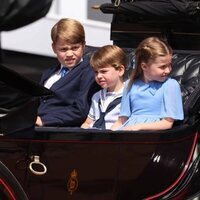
top-left (100, 0), bottom-right (200, 50)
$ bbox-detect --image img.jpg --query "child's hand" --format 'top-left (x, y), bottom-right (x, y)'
top-left (35, 116), bottom-right (43, 126)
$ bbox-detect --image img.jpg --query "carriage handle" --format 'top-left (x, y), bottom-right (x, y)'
top-left (29, 155), bottom-right (47, 175)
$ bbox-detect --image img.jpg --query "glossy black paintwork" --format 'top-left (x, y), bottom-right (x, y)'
top-left (0, 120), bottom-right (198, 200)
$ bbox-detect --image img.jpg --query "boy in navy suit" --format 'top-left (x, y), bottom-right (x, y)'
top-left (36, 18), bottom-right (98, 127)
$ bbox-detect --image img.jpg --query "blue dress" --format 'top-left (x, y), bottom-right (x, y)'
top-left (119, 78), bottom-right (184, 127)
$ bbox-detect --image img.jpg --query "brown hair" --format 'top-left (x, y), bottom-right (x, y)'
top-left (90, 45), bottom-right (126, 71)
top-left (51, 18), bottom-right (85, 44)
top-left (128, 37), bottom-right (173, 89)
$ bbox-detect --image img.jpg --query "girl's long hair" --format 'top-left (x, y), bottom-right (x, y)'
top-left (128, 37), bottom-right (173, 89)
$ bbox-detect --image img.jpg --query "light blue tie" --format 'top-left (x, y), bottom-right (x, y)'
top-left (60, 67), bottom-right (69, 77)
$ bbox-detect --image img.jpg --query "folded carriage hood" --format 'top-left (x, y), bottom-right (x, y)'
top-left (0, 0), bottom-right (53, 31)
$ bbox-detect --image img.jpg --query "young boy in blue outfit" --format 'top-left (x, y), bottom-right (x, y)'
top-left (81, 45), bottom-right (126, 129)
top-left (36, 18), bottom-right (98, 127)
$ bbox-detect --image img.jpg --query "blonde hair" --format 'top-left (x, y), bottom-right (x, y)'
top-left (90, 45), bottom-right (126, 71)
top-left (128, 37), bottom-right (173, 89)
top-left (51, 18), bottom-right (85, 44)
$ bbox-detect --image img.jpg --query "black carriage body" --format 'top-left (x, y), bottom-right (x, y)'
top-left (0, 123), bottom-right (198, 200)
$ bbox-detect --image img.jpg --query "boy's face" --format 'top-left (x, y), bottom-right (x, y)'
top-left (52, 38), bottom-right (85, 69)
top-left (94, 65), bottom-right (124, 92)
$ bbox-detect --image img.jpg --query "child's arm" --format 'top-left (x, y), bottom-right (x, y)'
top-left (123, 117), bottom-right (174, 131)
top-left (81, 117), bottom-right (94, 129)
top-left (111, 116), bottom-right (128, 130)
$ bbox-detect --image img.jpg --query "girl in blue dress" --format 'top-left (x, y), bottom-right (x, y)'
top-left (111, 37), bottom-right (184, 131)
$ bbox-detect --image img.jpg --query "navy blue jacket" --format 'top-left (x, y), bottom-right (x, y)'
top-left (37, 57), bottom-right (99, 127)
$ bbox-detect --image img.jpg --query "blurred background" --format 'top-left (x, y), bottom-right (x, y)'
top-left (1, 0), bottom-right (113, 57)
